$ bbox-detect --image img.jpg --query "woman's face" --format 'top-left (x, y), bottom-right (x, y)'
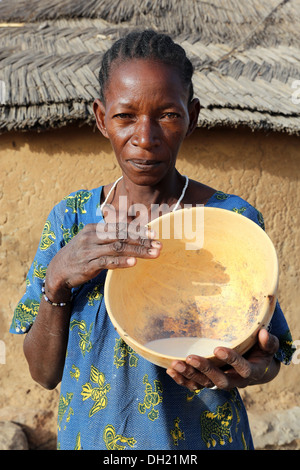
top-left (94, 59), bottom-right (200, 186)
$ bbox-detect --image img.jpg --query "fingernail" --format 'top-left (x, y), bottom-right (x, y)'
top-left (151, 240), bottom-right (161, 248)
top-left (216, 349), bottom-right (228, 360)
top-left (148, 248), bottom-right (159, 256)
top-left (174, 363), bottom-right (185, 373)
top-left (126, 257), bottom-right (136, 266)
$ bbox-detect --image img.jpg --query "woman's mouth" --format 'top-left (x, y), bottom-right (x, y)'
top-left (128, 159), bottom-right (162, 171)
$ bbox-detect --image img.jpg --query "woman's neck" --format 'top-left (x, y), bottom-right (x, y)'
top-left (103, 169), bottom-right (186, 225)
top-left (123, 172), bottom-right (183, 206)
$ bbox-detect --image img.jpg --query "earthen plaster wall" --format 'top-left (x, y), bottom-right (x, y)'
top-left (0, 124), bottom-right (299, 447)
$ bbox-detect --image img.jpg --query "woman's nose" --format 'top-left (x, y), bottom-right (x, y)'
top-left (131, 117), bottom-right (160, 149)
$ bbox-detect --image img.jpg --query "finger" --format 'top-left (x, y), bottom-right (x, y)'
top-left (76, 223), bottom-right (161, 259)
top-left (213, 347), bottom-right (252, 379)
top-left (96, 231), bottom-right (160, 250)
top-left (96, 223), bottom-right (157, 244)
top-left (95, 239), bottom-right (162, 259)
top-left (89, 255), bottom-right (138, 270)
top-left (168, 359), bottom-right (216, 390)
top-left (166, 367), bottom-right (213, 391)
top-left (185, 355), bottom-right (231, 388)
top-left (257, 329), bottom-right (279, 355)
top-left (77, 223), bottom-right (155, 240)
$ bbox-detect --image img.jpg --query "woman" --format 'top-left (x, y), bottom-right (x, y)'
top-left (10, 30), bottom-right (294, 450)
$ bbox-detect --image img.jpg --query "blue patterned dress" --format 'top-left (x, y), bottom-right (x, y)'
top-left (10, 186), bottom-right (294, 450)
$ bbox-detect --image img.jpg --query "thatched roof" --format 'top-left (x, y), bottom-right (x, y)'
top-left (1, 0), bottom-right (300, 134)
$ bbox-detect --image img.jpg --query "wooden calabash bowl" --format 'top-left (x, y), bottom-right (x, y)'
top-left (104, 207), bottom-right (278, 368)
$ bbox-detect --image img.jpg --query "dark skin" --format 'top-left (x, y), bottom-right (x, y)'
top-left (23, 58), bottom-right (280, 391)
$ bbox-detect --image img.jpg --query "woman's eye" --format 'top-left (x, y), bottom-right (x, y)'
top-left (162, 112), bottom-right (180, 120)
top-left (114, 113), bottom-right (134, 120)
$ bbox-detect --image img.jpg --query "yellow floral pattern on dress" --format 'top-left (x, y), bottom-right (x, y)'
top-left (39, 220), bottom-right (56, 250)
top-left (113, 338), bottom-right (139, 368)
top-left (81, 365), bottom-right (111, 418)
top-left (61, 222), bottom-right (84, 244)
top-left (66, 407), bottom-right (74, 428)
top-left (70, 319), bottom-right (93, 356)
top-left (64, 191), bottom-right (92, 214)
top-left (232, 207), bottom-right (247, 214)
top-left (12, 299), bottom-right (40, 333)
top-left (230, 389), bottom-right (241, 432)
top-left (103, 424), bottom-right (137, 450)
top-left (86, 283), bottom-right (104, 306)
top-left (74, 432), bottom-right (81, 450)
top-left (138, 374), bottom-right (163, 421)
top-left (70, 365), bottom-right (80, 381)
top-left (215, 191), bottom-right (229, 200)
top-left (186, 388), bottom-right (202, 402)
top-left (33, 260), bottom-right (47, 280)
top-left (241, 432), bottom-right (249, 449)
top-left (200, 401), bottom-right (234, 448)
top-left (277, 329), bottom-right (296, 364)
top-left (58, 392), bottom-right (74, 431)
top-left (170, 417), bottom-right (185, 446)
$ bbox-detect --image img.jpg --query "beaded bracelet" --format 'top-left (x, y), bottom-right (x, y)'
top-left (42, 279), bottom-right (73, 307)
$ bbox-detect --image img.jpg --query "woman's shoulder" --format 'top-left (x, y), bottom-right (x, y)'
top-left (61, 186), bottom-right (102, 212)
top-left (206, 190), bottom-right (265, 230)
top-left (50, 186), bottom-right (103, 218)
top-left (187, 180), bottom-right (265, 230)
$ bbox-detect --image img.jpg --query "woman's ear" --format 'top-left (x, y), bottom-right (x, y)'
top-left (93, 99), bottom-right (109, 138)
top-left (186, 98), bottom-right (201, 137)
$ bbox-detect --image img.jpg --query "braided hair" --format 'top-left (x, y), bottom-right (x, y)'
top-left (98, 30), bottom-right (194, 104)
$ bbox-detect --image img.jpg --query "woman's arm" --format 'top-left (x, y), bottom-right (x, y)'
top-left (23, 291), bottom-right (72, 390)
top-left (23, 223), bottom-right (161, 389)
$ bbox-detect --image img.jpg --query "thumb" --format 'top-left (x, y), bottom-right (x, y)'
top-left (258, 328), bottom-right (279, 355)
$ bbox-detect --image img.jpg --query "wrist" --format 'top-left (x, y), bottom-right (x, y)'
top-left (43, 275), bottom-right (72, 305)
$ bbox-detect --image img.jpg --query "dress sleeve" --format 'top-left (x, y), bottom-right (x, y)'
top-left (268, 301), bottom-right (295, 365)
top-left (10, 198), bottom-right (68, 334)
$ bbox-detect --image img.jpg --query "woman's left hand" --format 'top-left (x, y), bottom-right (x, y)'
top-left (166, 329), bottom-right (280, 391)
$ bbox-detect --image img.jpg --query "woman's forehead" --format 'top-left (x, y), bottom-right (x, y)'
top-left (104, 58), bottom-right (189, 104)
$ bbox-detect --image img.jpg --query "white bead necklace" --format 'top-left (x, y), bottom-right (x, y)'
top-left (100, 175), bottom-right (189, 213)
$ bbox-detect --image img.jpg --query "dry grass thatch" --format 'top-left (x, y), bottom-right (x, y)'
top-left (0, 0), bottom-right (300, 134)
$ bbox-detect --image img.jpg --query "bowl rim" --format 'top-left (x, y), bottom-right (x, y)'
top-left (104, 206), bottom-right (279, 366)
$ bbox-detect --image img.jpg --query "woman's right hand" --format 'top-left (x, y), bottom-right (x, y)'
top-left (44, 222), bottom-right (161, 299)
top-left (26, 222), bottom-right (161, 390)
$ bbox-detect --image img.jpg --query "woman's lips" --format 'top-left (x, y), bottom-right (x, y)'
top-left (128, 160), bottom-right (162, 171)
